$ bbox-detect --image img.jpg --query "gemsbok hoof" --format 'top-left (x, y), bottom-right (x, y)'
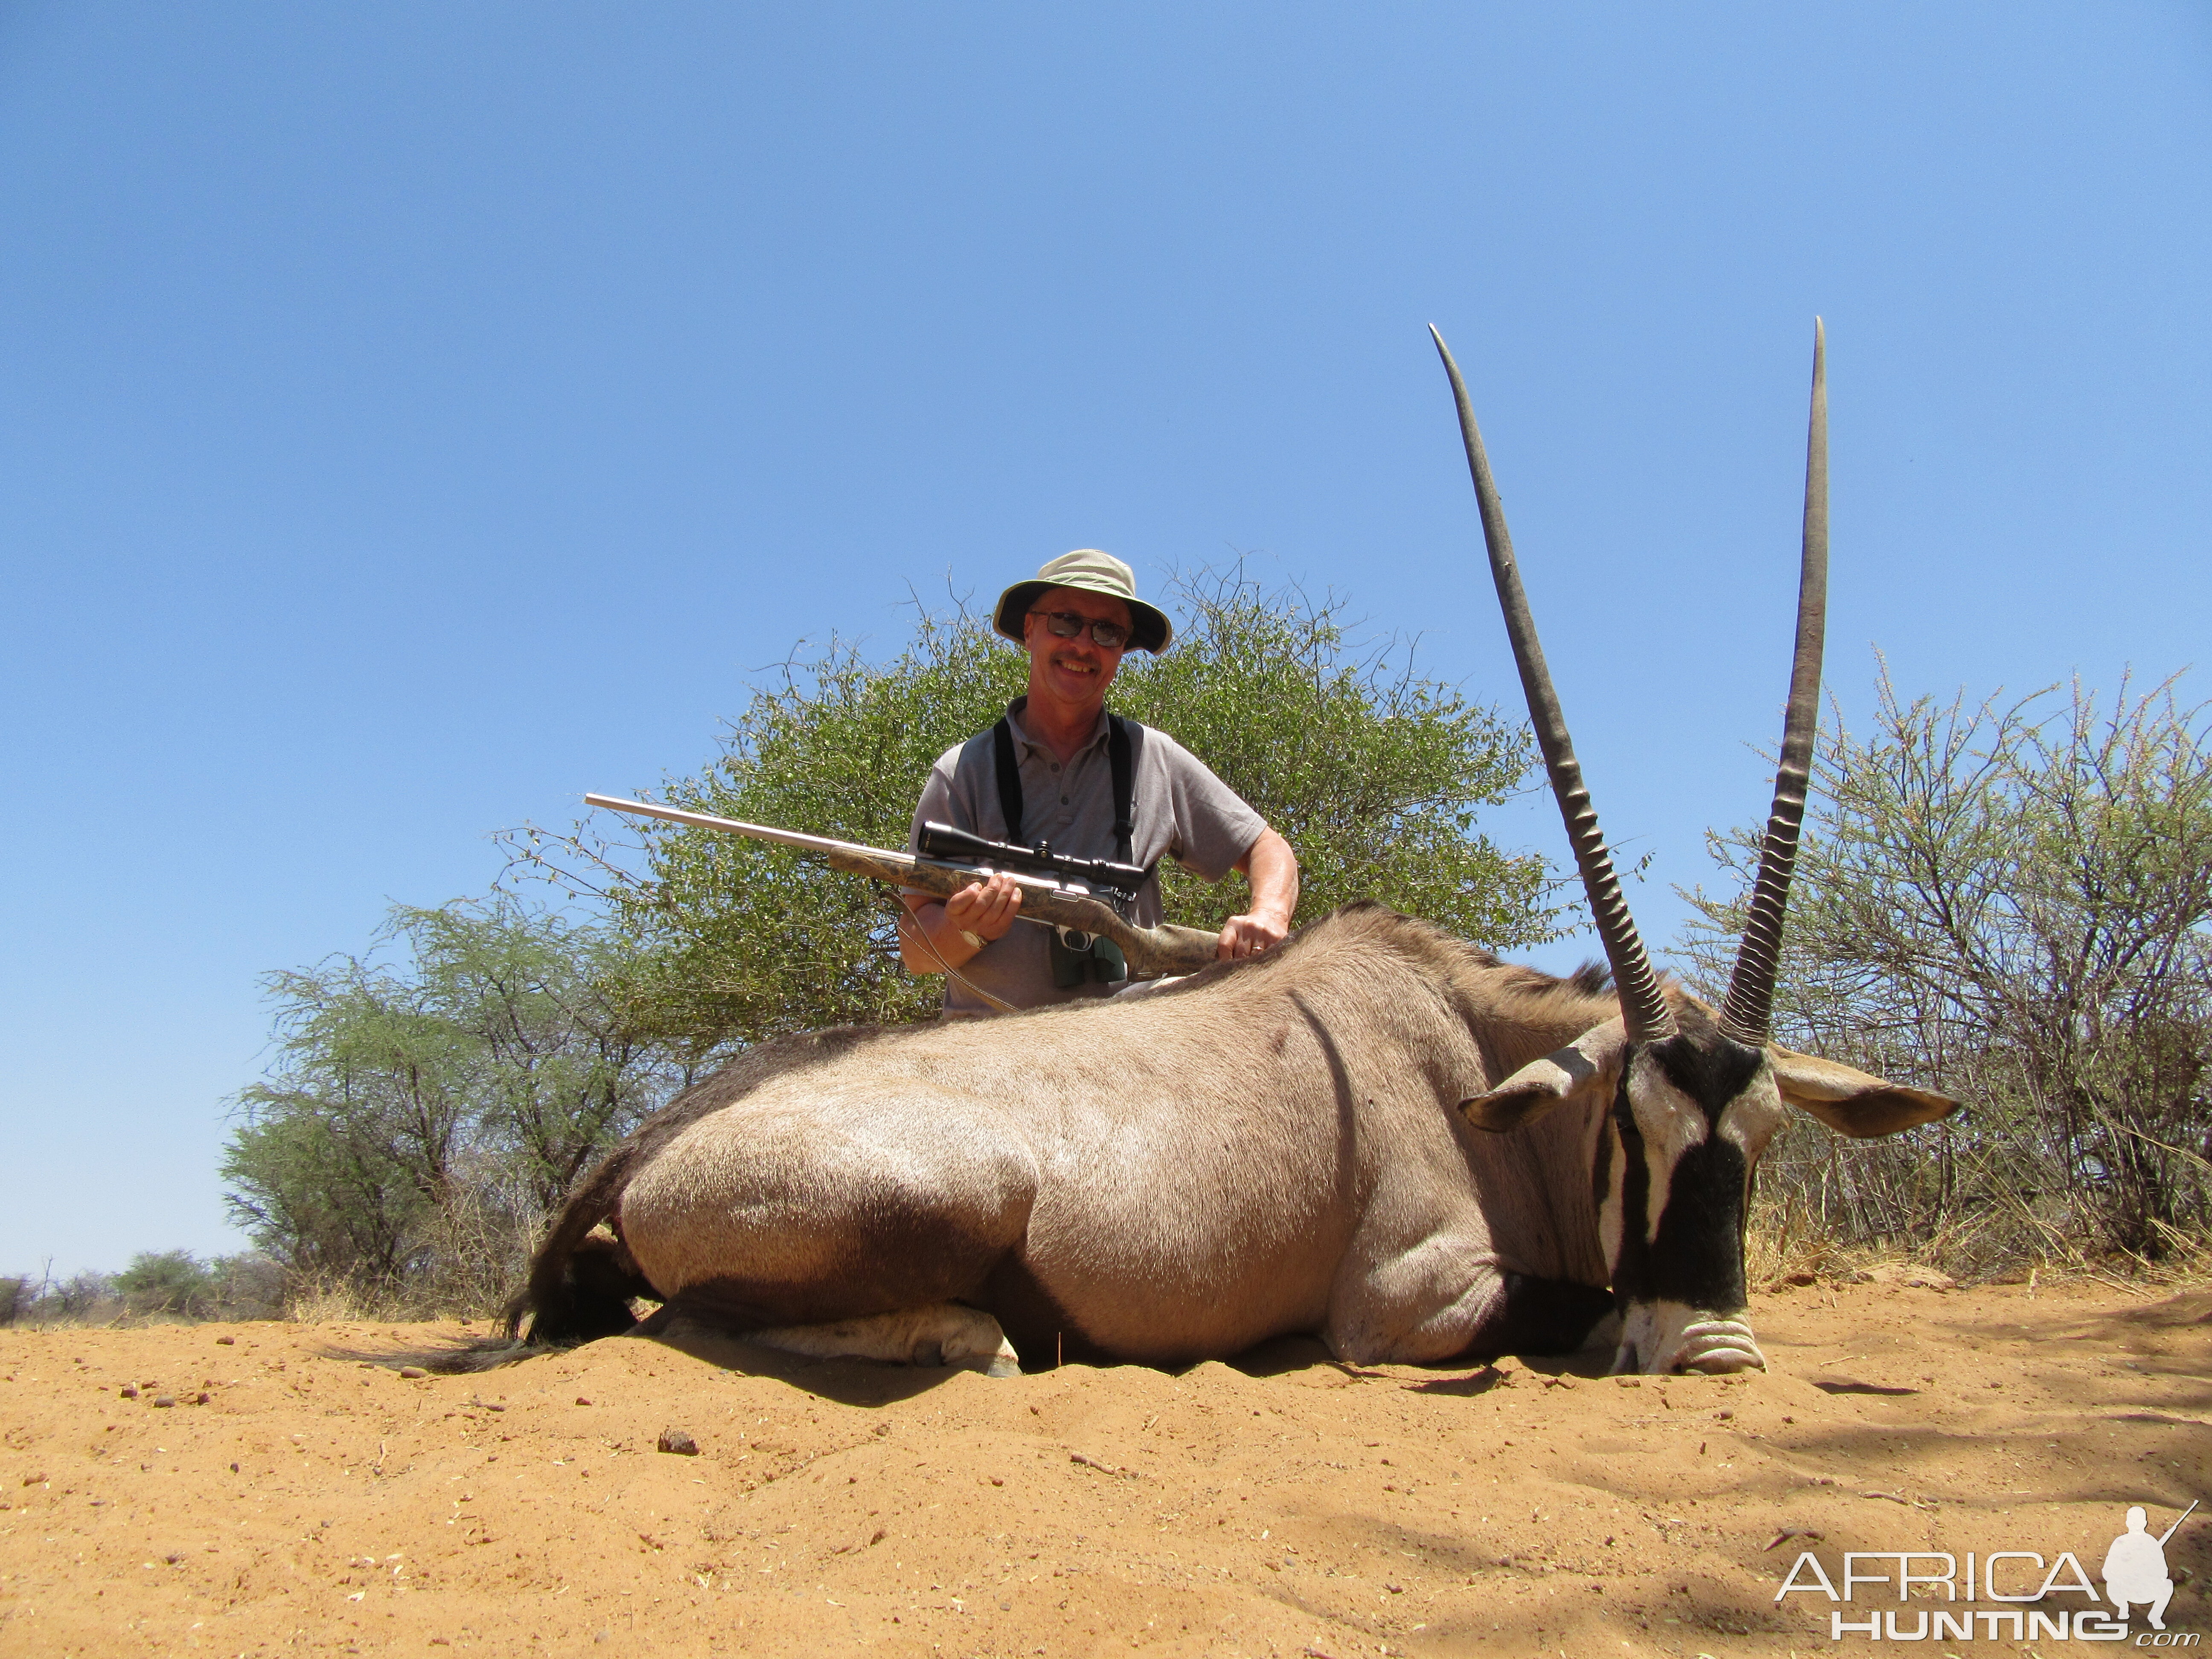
top-left (1612, 1304), bottom-right (1769, 1375)
top-left (747, 1304), bottom-right (1022, 1377)
top-left (1671, 1318), bottom-right (1768, 1374)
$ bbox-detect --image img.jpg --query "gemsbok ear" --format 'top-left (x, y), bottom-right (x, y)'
top-left (1459, 1022), bottom-right (1627, 1134)
top-left (1767, 1046), bottom-right (1958, 1139)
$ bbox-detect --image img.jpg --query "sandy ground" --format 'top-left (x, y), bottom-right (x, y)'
top-left (0, 1278), bottom-right (2205, 1659)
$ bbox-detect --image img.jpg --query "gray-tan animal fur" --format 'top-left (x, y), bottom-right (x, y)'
top-left (510, 905), bottom-right (1945, 1375)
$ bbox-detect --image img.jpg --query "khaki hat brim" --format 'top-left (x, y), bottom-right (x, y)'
top-left (993, 580), bottom-right (1172, 653)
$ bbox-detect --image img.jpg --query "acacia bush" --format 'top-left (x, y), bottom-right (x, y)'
top-left (222, 898), bottom-right (702, 1313)
top-left (111, 1251), bottom-right (285, 1320)
top-left (1680, 667), bottom-right (2212, 1273)
top-left (0, 1269), bottom-right (115, 1326)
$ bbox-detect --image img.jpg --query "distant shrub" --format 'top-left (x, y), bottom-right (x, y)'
top-left (222, 898), bottom-right (696, 1317)
top-left (115, 1250), bottom-right (222, 1318)
top-left (0, 1252), bottom-right (284, 1326)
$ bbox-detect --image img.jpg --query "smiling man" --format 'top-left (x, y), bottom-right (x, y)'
top-left (901, 550), bottom-right (1300, 1016)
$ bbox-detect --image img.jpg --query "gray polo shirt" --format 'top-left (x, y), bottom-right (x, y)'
top-left (909, 699), bottom-right (1266, 1015)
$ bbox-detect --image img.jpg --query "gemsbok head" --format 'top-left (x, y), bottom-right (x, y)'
top-left (1432, 321), bottom-right (1957, 1373)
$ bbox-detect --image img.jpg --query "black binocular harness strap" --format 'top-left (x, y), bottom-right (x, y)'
top-left (992, 713), bottom-right (1138, 865)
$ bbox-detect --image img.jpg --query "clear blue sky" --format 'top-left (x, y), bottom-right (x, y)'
top-left (5, 5), bottom-right (2207, 1275)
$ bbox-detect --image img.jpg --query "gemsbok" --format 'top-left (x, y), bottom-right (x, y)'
top-left (505, 320), bottom-right (1955, 1377)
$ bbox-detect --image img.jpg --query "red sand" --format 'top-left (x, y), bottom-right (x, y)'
top-left (2, 1279), bottom-right (2206, 1657)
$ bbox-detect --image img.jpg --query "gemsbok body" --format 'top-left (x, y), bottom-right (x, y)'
top-left (509, 322), bottom-right (1955, 1376)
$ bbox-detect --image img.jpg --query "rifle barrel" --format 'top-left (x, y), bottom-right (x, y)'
top-left (582, 793), bottom-right (1221, 977)
top-left (584, 794), bottom-right (896, 863)
top-left (2157, 1499), bottom-right (2198, 1546)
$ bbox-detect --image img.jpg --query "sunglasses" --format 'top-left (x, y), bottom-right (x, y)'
top-left (1030, 609), bottom-right (1131, 650)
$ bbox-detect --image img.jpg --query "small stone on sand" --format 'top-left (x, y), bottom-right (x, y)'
top-left (657, 1429), bottom-right (699, 1456)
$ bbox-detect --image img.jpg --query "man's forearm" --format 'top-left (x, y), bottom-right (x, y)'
top-left (899, 899), bottom-right (981, 975)
top-left (1242, 827), bottom-right (1300, 927)
top-left (899, 873), bottom-right (1024, 975)
top-left (1217, 827), bottom-right (1299, 958)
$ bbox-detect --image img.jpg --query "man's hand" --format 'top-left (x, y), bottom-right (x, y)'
top-left (1217, 910), bottom-right (1289, 960)
top-left (942, 870), bottom-right (1024, 943)
top-left (902, 871), bottom-right (1026, 976)
top-left (1219, 825), bottom-right (1300, 960)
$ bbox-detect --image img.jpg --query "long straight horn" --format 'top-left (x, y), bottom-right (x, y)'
top-left (1718, 318), bottom-right (1829, 1047)
top-left (1430, 325), bottom-right (1677, 1044)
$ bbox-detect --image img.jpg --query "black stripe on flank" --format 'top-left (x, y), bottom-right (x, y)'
top-left (661, 1203), bottom-right (1017, 1334)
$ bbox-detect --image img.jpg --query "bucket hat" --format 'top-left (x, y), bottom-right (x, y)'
top-left (992, 550), bottom-right (1173, 654)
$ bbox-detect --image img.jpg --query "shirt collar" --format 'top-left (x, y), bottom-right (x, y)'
top-left (1004, 697), bottom-right (1111, 758)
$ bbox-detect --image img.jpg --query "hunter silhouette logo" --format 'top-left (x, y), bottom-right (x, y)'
top-left (2107, 1502), bottom-right (2196, 1632)
top-left (1775, 1499), bottom-right (2199, 1643)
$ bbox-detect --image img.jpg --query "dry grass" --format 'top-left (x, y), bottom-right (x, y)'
top-left (278, 1271), bottom-right (516, 1327)
top-left (279, 1276), bottom-right (397, 1324)
top-left (1747, 1189), bottom-right (2212, 1297)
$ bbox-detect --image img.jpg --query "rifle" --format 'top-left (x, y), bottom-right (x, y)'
top-left (2157, 1499), bottom-right (2198, 1547)
top-left (583, 795), bottom-right (1222, 978)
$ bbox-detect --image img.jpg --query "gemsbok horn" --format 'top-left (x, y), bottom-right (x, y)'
top-left (1428, 323), bottom-right (1678, 1044)
top-left (1429, 319), bottom-right (1830, 1051)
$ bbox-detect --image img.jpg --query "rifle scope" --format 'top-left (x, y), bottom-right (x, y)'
top-left (917, 821), bottom-right (1148, 896)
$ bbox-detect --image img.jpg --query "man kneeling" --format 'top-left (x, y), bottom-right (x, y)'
top-left (901, 550), bottom-right (1298, 1015)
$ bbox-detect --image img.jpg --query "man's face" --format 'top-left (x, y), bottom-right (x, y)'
top-left (1022, 586), bottom-right (1133, 713)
